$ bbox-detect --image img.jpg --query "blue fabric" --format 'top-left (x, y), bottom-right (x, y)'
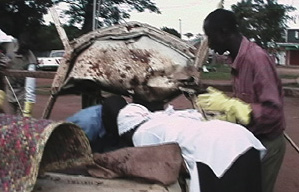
top-left (66, 105), bottom-right (106, 142)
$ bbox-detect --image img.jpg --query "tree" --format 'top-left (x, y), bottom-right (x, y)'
top-left (34, 23), bottom-right (81, 53)
top-left (0, 1), bottom-right (85, 52)
top-left (161, 27), bottom-right (181, 38)
top-left (55, 0), bottom-right (161, 34)
top-left (0, 0), bottom-right (54, 47)
top-left (231, 0), bottom-right (296, 48)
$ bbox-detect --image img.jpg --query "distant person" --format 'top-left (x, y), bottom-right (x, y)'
top-left (3, 38), bottom-right (37, 117)
top-left (0, 45), bottom-right (10, 113)
top-left (197, 9), bottom-right (286, 192)
top-left (0, 30), bottom-right (14, 113)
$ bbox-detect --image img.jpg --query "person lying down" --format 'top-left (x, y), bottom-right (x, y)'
top-left (115, 103), bottom-right (266, 192)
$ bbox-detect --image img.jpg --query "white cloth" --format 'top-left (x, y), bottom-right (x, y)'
top-left (24, 64), bottom-right (36, 102)
top-left (117, 103), bottom-right (151, 135)
top-left (117, 103), bottom-right (266, 192)
top-left (0, 29), bottom-right (14, 43)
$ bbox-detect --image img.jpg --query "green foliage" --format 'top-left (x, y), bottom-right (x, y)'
top-left (64, 25), bottom-right (83, 41)
top-left (55, 0), bottom-right (161, 34)
top-left (0, 0), bottom-right (159, 52)
top-left (34, 24), bottom-right (63, 52)
top-left (161, 27), bottom-right (181, 38)
top-left (34, 23), bottom-right (81, 53)
top-left (0, 0), bottom-right (53, 46)
top-left (231, 0), bottom-right (296, 48)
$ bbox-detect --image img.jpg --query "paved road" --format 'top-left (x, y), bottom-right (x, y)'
top-left (3, 78), bottom-right (299, 192)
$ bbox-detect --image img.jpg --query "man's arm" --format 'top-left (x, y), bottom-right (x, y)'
top-left (247, 60), bottom-right (284, 136)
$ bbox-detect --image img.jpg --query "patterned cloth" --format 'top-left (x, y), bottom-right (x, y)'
top-left (0, 114), bottom-right (92, 192)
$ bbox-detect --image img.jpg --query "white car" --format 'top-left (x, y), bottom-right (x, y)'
top-left (37, 50), bottom-right (65, 71)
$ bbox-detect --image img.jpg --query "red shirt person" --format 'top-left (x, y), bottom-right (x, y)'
top-left (231, 37), bottom-right (285, 139)
top-left (197, 9), bottom-right (285, 192)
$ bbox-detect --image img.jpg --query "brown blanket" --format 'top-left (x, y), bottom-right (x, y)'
top-left (88, 143), bottom-right (184, 186)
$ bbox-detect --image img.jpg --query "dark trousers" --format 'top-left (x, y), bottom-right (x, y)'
top-left (197, 148), bottom-right (262, 192)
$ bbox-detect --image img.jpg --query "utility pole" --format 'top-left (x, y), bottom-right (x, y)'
top-left (92, 0), bottom-right (97, 30)
top-left (93, 0), bottom-right (104, 30)
top-left (179, 19), bottom-right (182, 37)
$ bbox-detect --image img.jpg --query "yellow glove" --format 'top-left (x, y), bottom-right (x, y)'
top-left (23, 101), bottom-right (34, 117)
top-left (196, 87), bottom-right (252, 125)
top-left (0, 90), bottom-right (5, 109)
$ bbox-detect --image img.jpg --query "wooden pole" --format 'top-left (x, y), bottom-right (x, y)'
top-left (4, 70), bottom-right (56, 79)
top-left (49, 7), bottom-right (71, 51)
top-left (284, 133), bottom-right (299, 154)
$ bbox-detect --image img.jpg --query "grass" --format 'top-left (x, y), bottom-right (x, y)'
top-left (283, 83), bottom-right (299, 88)
top-left (201, 63), bottom-right (231, 80)
top-left (279, 74), bottom-right (299, 79)
top-left (202, 63), bottom-right (299, 81)
top-left (202, 63), bottom-right (299, 89)
top-left (36, 89), bottom-right (51, 95)
top-left (36, 85), bottom-right (52, 95)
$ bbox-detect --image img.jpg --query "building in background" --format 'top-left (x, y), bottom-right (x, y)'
top-left (276, 29), bottom-right (299, 66)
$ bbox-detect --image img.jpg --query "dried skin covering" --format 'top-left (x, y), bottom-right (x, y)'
top-left (53, 21), bottom-right (200, 103)
top-left (0, 114), bottom-right (92, 192)
top-left (89, 143), bottom-right (183, 186)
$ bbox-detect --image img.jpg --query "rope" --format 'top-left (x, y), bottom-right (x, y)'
top-left (178, 87), bottom-right (208, 120)
top-left (5, 76), bottom-right (23, 113)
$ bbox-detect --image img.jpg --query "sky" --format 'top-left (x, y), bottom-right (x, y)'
top-left (45, 0), bottom-right (299, 38)
top-left (126, 0), bottom-right (299, 37)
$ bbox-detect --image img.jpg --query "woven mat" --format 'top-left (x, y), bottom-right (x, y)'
top-left (0, 114), bottom-right (93, 192)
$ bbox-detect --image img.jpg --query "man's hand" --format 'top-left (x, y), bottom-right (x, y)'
top-left (196, 87), bottom-right (252, 125)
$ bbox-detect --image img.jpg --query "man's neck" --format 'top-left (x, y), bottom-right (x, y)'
top-left (228, 33), bottom-right (242, 61)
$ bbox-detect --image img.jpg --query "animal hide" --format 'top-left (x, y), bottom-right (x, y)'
top-left (88, 143), bottom-right (184, 186)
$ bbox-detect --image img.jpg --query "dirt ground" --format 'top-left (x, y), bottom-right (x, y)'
top-left (3, 78), bottom-right (299, 192)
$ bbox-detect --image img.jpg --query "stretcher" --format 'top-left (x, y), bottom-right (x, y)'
top-left (42, 20), bottom-right (208, 119)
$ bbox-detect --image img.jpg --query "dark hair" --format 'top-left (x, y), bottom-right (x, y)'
top-left (102, 95), bottom-right (127, 136)
top-left (204, 9), bottom-right (239, 34)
